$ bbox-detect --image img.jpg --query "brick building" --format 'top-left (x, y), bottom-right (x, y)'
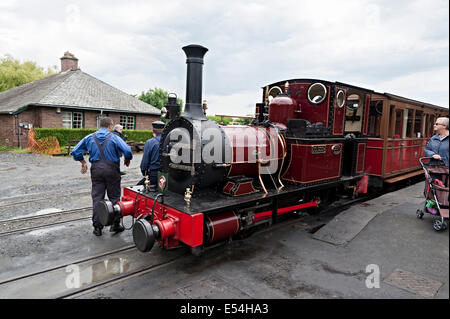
top-left (0, 52), bottom-right (161, 147)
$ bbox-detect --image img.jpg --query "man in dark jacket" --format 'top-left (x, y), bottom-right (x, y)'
top-left (139, 121), bottom-right (165, 186)
top-left (425, 117), bottom-right (449, 167)
top-left (72, 117), bottom-right (133, 236)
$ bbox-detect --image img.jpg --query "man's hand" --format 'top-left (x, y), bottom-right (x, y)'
top-left (432, 154), bottom-right (442, 160)
top-left (81, 161), bottom-right (88, 174)
top-left (124, 158), bottom-right (131, 167)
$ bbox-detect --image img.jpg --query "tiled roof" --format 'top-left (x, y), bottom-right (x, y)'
top-left (0, 69), bottom-right (160, 115)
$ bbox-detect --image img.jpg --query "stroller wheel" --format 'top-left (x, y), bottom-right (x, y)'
top-left (433, 219), bottom-right (444, 231)
top-left (416, 209), bottom-right (424, 219)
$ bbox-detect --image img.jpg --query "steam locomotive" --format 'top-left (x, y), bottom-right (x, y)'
top-left (98, 44), bottom-right (447, 255)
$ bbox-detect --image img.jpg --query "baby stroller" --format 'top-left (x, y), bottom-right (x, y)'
top-left (416, 157), bottom-right (449, 231)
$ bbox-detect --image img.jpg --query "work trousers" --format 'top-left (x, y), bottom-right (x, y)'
top-left (90, 161), bottom-right (121, 228)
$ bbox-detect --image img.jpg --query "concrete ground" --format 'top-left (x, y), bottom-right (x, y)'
top-left (0, 152), bottom-right (448, 299)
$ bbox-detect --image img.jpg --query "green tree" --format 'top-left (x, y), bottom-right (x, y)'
top-left (0, 55), bottom-right (57, 92)
top-left (207, 116), bottom-right (232, 125)
top-left (237, 115), bottom-right (254, 125)
top-left (137, 87), bottom-right (183, 111)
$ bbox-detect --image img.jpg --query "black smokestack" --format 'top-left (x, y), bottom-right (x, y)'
top-left (182, 44), bottom-right (208, 120)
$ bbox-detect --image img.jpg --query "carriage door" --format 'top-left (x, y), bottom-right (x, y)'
top-left (342, 90), bottom-right (365, 176)
top-left (400, 108), bottom-right (414, 171)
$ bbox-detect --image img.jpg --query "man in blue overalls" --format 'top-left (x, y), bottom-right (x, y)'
top-left (72, 117), bottom-right (133, 236)
top-left (139, 121), bottom-right (165, 186)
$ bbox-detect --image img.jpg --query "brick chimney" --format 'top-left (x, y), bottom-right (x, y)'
top-left (60, 51), bottom-right (79, 72)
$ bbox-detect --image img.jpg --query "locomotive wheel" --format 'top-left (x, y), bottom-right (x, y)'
top-left (236, 228), bottom-right (256, 240)
top-left (416, 209), bottom-right (424, 219)
top-left (190, 245), bottom-right (204, 257)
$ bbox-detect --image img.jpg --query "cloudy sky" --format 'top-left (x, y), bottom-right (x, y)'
top-left (1, 0), bottom-right (448, 116)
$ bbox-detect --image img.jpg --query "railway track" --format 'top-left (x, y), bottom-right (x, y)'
top-left (0, 179), bottom-right (142, 235)
top-left (0, 179), bottom-right (141, 209)
top-left (0, 245), bottom-right (136, 286)
top-left (0, 207), bottom-right (92, 236)
top-left (49, 200), bottom-right (367, 299)
top-left (0, 240), bottom-right (188, 299)
top-left (58, 253), bottom-right (187, 299)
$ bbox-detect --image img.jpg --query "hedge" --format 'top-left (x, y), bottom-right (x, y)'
top-left (34, 128), bottom-right (153, 146)
top-left (207, 116), bottom-right (232, 125)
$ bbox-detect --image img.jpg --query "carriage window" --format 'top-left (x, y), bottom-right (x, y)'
top-left (307, 83), bottom-right (327, 104)
top-left (368, 100), bottom-right (382, 137)
top-left (428, 115), bottom-right (435, 137)
top-left (422, 114), bottom-right (428, 137)
top-left (414, 110), bottom-right (423, 137)
top-left (346, 94), bottom-right (360, 110)
top-left (394, 109), bottom-right (403, 138)
top-left (388, 105), bottom-right (395, 137)
top-left (405, 109), bottom-right (413, 138)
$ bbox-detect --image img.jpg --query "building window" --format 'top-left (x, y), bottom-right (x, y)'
top-left (62, 111), bottom-right (72, 128)
top-left (73, 112), bottom-right (83, 128)
top-left (62, 111), bottom-right (83, 128)
top-left (120, 115), bottom-right (135, 130)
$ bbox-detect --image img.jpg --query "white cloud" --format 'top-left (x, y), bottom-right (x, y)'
top-left (370, 66), bottom-right (450, 107)
top-left (0, 0), bottom-right (448, 114)
top-left (204, 90), bottom-right (261, 118)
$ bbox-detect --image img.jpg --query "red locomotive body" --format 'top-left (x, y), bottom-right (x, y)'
top-left (98, 45), bottom-right (447, 255)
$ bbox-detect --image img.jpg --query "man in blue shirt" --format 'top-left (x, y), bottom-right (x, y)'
top-left (139, 121), bottom-right (165, 186)
top-left (425, 117), bottom-right (449, 167)
top-left (72, 117), bottom-right (133, 236)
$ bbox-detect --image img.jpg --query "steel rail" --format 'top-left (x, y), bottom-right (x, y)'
top-left (0, 207), bottom-right (93, 237)
top-left (57, 254), bottom-right (188, 299)
top-left (0, 179), bottom-right (141, 208)
top-left (0, 245), bottom-right (136, 285)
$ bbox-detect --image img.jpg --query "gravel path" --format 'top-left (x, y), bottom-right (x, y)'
top-left (0, 152), bottom-right (145, 220)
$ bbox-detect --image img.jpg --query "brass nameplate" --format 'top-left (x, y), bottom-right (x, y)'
top-left (311, 145), bottom-right (326, 154)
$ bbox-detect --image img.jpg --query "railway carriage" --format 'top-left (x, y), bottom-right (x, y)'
top-left (98, 45), bottom-right (447, 255)
top-left (261, 80), bottom-right (447, 188)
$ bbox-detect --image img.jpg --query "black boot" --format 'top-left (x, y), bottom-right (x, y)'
top-left (93, 227), bottom-right (102, 236)
top-left (110, 221), bottom-right (125, 233)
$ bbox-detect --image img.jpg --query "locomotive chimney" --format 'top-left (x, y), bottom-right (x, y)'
top-left (182, 44), bottom-right (208, 120)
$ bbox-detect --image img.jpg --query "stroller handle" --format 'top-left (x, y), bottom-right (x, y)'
top-left (419, 157), bottom-right (446, 168)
